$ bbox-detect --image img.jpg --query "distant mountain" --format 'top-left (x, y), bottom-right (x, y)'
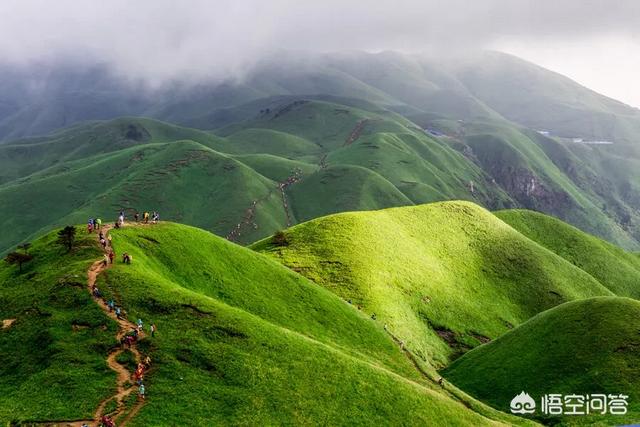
top-left (2, 50), bottom-right (640, 251)
top-left (0, 107), bottom-right (505, 254)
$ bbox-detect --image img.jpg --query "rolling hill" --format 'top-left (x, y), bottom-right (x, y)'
top-left (2, 50), bottom-right (640, 253)
top-left (252, 201), bottom-right (622, 366)
top-left (496, 209), bottom-right (640, 298)
top-left (0, 102), bottom-right (509, 254)
top-left (0, 221), bottom-right (533, 426)
top-left (443, 297), bottom-right (640, 425)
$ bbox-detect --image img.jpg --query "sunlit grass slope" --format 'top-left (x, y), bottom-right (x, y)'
top-left (101, 222), bottom-right (532, 426)
top-left (496, 209), bottom-right (640, 298)
top-left (252, 201), bottom-right (612, 366)
top-left (444, 297), bottom-right (640, 425)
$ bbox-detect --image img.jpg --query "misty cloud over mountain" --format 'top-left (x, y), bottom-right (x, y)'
top-left (1, 0), bottom-right (639, 86)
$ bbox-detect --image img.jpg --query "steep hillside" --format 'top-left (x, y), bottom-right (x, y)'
top-left (450, 51), bottom-right (640, 155)
top-left (457, 120), bottom-right (640, 249)
top-left (0, 221), bottom-right (535, 425)
top-left (496, 209), bottom-right (640, 298)
top-left (0, 230), bottom-right (114, 421)
top-left (444, 297), bottom-right (640, 425)
top-left (252, 201), bottom-right (613, 366)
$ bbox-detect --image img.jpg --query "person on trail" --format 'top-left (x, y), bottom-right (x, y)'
top-left (371, 313), bottom-right (377, 320)
top-left (96, 218), bottom-right (102, 230)
top-left (152, 212), bottom-right (159, 223)
top-left (100, 415), bottom-right (115, 427)
top-left (134, 212), bottom-right (140, 222)
top-left (119, 210), bottom-right (125, 218)
top-left (144, 355), bottom-right (152, 367)
top-left (100, 238), bottom-right (107, 248)
top-left (118, 214), bottom-right (124, 226)
top-left (138, 383), bottom-right (145, 400)
top-left (103, 253), bottom-right (109, 267)
top-left (107, 299), bottom-right (115, 312)
top-left (132, 328), bottom-right (139, 339)
top-left (137, 318), bottom-right (143, 331)
top-left (108, 251), bottom-right (115, 264)
top-left (115, 306), bottom-right (122, 319)
top-left (143, 211), bottom-right (149, 224)
top-left (150, 323), bottom-right (156, 337)
top-left (438, 377), bottom-right (445, 388)
top-left (122, 252), bottom-right (132, 264)
top-left (99, 231), bottom-right (105, 240)
top-left (93, 286), bottom-right (101, 298)
top-left (87, 222), bottom-right (93, 234)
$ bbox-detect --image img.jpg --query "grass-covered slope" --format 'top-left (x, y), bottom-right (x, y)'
top-left (0, 230), bottom-right (114, 422)
top-left (0, 100), bottom-right (511, 254)
top-left (443, 297), bottom-right (640, 425)
top-left (0, 141), bottom-right (286, 252)
top-left (496, 209), bottom-right (640, 298)
top-left (95, 222), bottom-right (530, 426)
top-left (252, 201), bottom-right (612, 366)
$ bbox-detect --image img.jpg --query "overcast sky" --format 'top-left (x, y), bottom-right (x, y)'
top-left (2, 0), bottom-right (640, 105)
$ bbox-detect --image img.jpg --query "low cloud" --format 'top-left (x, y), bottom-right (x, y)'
top-left (0, 0), bottom-right (638, 86)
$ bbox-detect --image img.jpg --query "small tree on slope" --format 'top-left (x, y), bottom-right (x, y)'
top-left (4, 251), bottom-right (34, 273)
top-left (57, 226), bottom-right (77, 253)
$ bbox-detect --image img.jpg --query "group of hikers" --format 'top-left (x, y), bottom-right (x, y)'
top-left (112, 209), bottom-right (161, 229)
top-left (87, 210), bottom-right (164, 426)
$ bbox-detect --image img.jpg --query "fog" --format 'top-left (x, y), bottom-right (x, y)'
top-left (1, 0), bottom-right (640, 104)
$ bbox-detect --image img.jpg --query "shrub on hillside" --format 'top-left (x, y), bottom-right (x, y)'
top-left (272, 230), bottom-right (290, 247)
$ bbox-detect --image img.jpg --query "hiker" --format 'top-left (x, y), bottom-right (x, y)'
top-left (96, 218), bottom-right (102, 230)
top-left (114, 221), bottom-right (120, 229)
top-left (108, 251), bottom-right (115, 264)
top-left (103, 253), bottom-right (109, 267)
top-left (122, 252), bottom-right (130, 264)
top-left (143, 211), bottom-right (150, 224)
top-left (93, 286), bottom-right (101, 298)
top-left (107, 299), bottom-right (115, 312)
top-left (144, 355), bottom-right (152, 367)
top-left (118, 214), bottom-right (124, 226)
top-left (371, 313), bottom-right (377, 320)
top-left (137, 318), bottom-right (143, 331)
top-left (115, 306), bottom-right (122, 319)
top-left (152, 212), bottom-right (160, 223)
top-left (132, 328), bottom-right (139, 339)
top-left (100, 238), bottom-right (107, 248)
top-left (100, 415), bottom-right (115, 427)
top-left (138, 383), bottom-right (145, 400)
top-left (134, 212), bottom-right (140, 222)
top-left (87, 222), bottom-right (93, 234)
top-left (438, 377), bottom-right (445, 388)
top-left (99, 231), bottom-right (105, 240)
top-left (150, 323), bottom-right (156, 337)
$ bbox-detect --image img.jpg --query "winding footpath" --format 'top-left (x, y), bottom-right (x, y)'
top-left (37, 225), bottom-right (146, 426)
top-left (88, 224), bottom-right (146, 426)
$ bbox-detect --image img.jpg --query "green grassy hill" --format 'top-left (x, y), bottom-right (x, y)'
top-left (0, 230), bottom-right (113, 421)
top-left (0, 221), bottom-right (533, 426)
top-left (0, 101), bottom-right (510, 254)
top-left (443, 297), bottom-right (640, 425)
top-left (496, 209), bottom-right (640, 298)
top-left (252, 201), bottom-right (613, 367)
